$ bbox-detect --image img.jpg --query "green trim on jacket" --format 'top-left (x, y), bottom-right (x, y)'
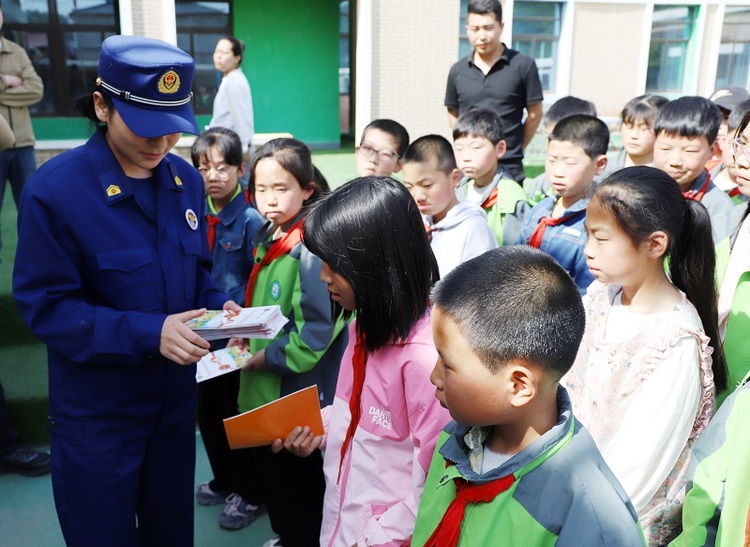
top-left (484, 176), bottom-right (530, 246)
top-left (238, 228), bottom-right (346, 412)
top-left (672, 372), bottom-right (750, 547)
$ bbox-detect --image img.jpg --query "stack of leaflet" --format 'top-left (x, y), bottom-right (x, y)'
top-left (186, 306), bottom-right (288, 341)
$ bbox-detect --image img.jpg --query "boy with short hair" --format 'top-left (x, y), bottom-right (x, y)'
top-left (412, 246), bottom-right (644, 546)
top-left (713, 98), bottom-right (750, 203)
top-left (523, 96), bottom-right (598, 203)
top-left (652, 96), bottom-right (741, 245)
top-left (516, 114), bottom-right (609, 293)
top-left (453, 108), bottom-right (529, 245)
top-left (355, 119), bottom-right (409, 177)
top-left (402, 134), bottom-right (497, 276)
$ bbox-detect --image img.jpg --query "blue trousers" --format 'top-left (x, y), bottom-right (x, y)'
top-left (50, 403), bottom-right (196, 547)
top-left (0, 146), bottom-right (36, 254)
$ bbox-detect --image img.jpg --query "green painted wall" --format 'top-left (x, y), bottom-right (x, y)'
top-left (34, 0), bottom-right (341, 147)
top-left (32, 117), bottom-right (93, 141)
top-left (235, 0), bottom-right (341, 147)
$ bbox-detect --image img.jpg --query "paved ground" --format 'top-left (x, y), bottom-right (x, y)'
top-left (0, 431), bottom-right (276, 547)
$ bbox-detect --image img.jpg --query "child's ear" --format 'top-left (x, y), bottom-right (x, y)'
top-left (393, 159), bottom-right (403, 174)
top-left (495, 140), bottom-right (507, 160)
top-left (237, 162), bottom-right (247, 178)
top-left (709, 139), bottom-right (722, 160)
top-left (646, 230), bottom-right (669, 259)
top-left (594, 154), bottom-right (608, 176)
top-left (450, 168), bottom-right (462, 186)
top-left (508, 364), bottom-right (537, 408)
top-left (302, 182), bottom-right (316, 201)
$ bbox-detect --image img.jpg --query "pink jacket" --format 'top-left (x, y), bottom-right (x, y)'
top-left (320, 314), bottom-right (451, 547)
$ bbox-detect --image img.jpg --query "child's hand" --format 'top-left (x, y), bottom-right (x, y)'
top-left (271, 426), bottom-right (322, 457)
top-left (240, 348), bottom-right (266, 371)
top-left (222, 300), bottom-right (242, 314)
top-left (226, 337), bottom-right (245, 349)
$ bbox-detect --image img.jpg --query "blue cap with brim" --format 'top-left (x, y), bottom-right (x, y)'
top-left (97, 35), bottom-right (199, 138)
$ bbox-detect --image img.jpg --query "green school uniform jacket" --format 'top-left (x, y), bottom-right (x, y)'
top-left (457, 174), bottom-right (530, 246)
top-left (671, 373), bottom-right (750, 547)
top-left (412, 387), bottom-right (645, 547)
top-left (237, 221), bottom-right (347, 413)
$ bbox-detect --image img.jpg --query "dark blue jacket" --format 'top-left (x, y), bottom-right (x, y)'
top-left (516, 196), bottom-right (594, 294)
top-left (206, 191), bottom-right (264, 305)
top-left (13, 128), bottom-right (228, 440)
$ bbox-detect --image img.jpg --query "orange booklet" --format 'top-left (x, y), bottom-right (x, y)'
top-left (223, 385), bottom-right (324, 449)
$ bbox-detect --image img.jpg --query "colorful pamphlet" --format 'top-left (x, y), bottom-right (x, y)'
top-left (185, 305), bottom-right (288, 340)
top-left (195, 346), bottom-right (252, 383)
top-left (223, 385), bottom-right (324, 449)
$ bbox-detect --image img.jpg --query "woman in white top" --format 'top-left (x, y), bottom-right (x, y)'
top-left (209, 37), bottom-right (254, 185)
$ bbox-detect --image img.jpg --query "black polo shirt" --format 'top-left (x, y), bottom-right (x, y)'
top-left (445, 44), bottom-right (543, 165)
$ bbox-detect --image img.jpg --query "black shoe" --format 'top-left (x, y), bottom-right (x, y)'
top-left (0, 447), bottom-right (51, 476)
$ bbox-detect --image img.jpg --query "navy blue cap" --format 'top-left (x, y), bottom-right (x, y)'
top-left (97, 35), bottom-right (199, 138)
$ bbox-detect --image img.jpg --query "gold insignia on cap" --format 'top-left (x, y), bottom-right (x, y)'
top-left (95, 77), bottom-right (102, 87)
top-left (157, 70), bottom-right (181, 94)
top-left (106, 184), bottom-right (122, 197)
top-left (174, 176), bottom-right (183, 186)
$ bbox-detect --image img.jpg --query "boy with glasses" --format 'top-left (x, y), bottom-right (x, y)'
top-left (355, 119), bottom-right (409, 177)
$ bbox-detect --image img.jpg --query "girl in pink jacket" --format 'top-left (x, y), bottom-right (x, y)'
top-left (274, 176), bottom-right (451, 547)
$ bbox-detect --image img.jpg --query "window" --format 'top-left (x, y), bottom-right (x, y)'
top-left (175, 1), bottom-right (231, 115)
top-left (715, 6), bottom-right (750, 89)
top-left (458, 0), bottom-right (562, 92)
top-left (3, 0), bottom-right (120, 116)
top-left (646, 5), bottom-right (698, 93)
top-left (339, 1), bottom-right (350, 95)
top-left (512, 1), bottom-right (562, 92)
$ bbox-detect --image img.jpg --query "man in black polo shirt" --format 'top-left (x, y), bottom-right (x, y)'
top-left (446, 0), bottom-right (543, 183)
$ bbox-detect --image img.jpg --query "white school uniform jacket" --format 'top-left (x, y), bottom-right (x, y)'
top-left (426, 201), bottom-right (498, 277)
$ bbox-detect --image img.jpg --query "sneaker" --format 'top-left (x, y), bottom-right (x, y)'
top-left (0, 446), bottom-right (51, 477)
top-left (195, 481), bottom-right (229, 506)
top-left (262, 538), bottom-right (282, 547)
top-left (218, 493), bottom-right (263, 530)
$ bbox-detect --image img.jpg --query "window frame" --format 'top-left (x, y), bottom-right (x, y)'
top-left (175, 0), bottom-right (233, 116)
top-left (645, 4), bottom-right (699, 94)
top-left (3, 0), bottom-right (121, 117)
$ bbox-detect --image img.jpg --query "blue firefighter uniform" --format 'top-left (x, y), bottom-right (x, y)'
top-left (13, 126), bottom-right (228, 546)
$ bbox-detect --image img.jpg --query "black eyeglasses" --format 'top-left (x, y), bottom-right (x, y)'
top-left (357, 143), bottom-right (399, 162)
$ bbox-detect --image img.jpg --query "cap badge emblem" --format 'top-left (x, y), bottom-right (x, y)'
top-left (158, 70), bottom-right (181, 94)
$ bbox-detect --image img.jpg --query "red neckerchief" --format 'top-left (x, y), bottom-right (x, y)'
top-left (527, 200), bottom-right (584, 248)
top-left (205, 215), bottom-right (221, 253)
top-left (244, 219), bottom-right (304, 306)
top-left (682, 171), bottom-right (712, 202)
top-left (481, 187), bottom-right (498, 209)
top-left (424, 220), bottom-right (440, 242)
top-left (338, 332), bottom-right (367, 483)
top-left (729, 187), bottom-right (741, 198)
top-left (423, 466), bottom-right (515, 547)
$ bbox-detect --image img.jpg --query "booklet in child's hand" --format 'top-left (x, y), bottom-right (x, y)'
top-left (223, 385), bottom-right (324, 449)
top-left (195, 346), bottom-right (252, 383)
